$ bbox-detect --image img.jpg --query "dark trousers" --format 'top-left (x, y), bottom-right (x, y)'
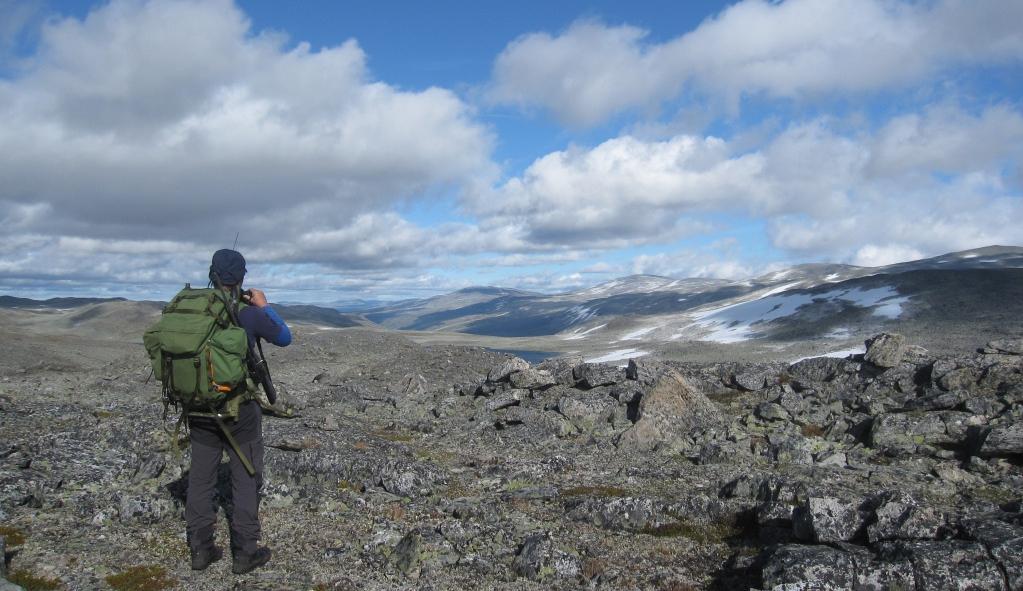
top-left (184, 433), bottom-right (265, 555)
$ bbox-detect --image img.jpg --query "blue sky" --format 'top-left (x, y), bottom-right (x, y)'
top-left (0, 0), bottom-right (1021, 303)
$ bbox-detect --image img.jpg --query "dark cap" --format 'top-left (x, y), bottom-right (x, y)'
top-left (209, 249), bottom-right (247, 286)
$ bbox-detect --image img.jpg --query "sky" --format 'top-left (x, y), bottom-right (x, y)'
top-left (0, 0), bottom-right (1021, 304)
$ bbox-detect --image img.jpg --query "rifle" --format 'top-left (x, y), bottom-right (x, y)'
top-left (210, 274), bottom-right (278, 406)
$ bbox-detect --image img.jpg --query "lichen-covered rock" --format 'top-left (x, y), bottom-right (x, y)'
top-left (792, 496), bottom-right (868, 543)
top-left (869, 411), bottom-right (968, 454)
top-left (987, 339), bottom-right (1023, 355)
top-left (557, 393), bottom-right (616, 434)
top-left (734, 370), bottom-right (770, 391)
top-left (486, 357), bottom-right (530, 383)
top-left (572, 363), bottom-right (622, 389)
top-left (788, 357), bottom-right (849, 383)
top-left (980, 423), bottom-right (1023, 456)
top-left (508, 368), bottom-right (556, 391)
top-left (566, 496), bottom-right (657, 531)
top-left (961, 516), bottom-right (1023, 590)
top-left (616, 370), bottom-right (722, 452)
top-left (756, 402), bottom-right (790, 421)
top-left (511, 532), bottom-right (579, 581)
top-left (880, 540), bottom-right (1007, 591)
top-left (867, 492), bottom-right (949, 542)
top-left (864, 333), bottom-right (907, 368)
top-left (761, 544), bottom-right (855, 591)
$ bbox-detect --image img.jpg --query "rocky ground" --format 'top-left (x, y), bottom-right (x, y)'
top-left (1, 321), bottom-right (1022, 590)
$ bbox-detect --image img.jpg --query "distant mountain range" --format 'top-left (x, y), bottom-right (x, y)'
top-left (0, 294), bottom-right (365, 329)
top-left (3, 246), bottom-right (1021, 350)
top-left (362, 245), bottom-right (1023, 345)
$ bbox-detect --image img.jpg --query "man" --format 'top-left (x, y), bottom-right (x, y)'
top-left (185, 249), bottom-right (292, 574)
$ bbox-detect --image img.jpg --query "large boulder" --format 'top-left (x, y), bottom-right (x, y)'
top-left (761, 544), bottom-right (855, 591)
top-left (879, 540), bottom-right (1006, 591)
top-left (616, 370), bottom-right (723, 452)
top-left (792, 495), bottom-right (869, 543)
top-left (487, 357), bottom-right (530, 383)
top-left (864, 333), bottom-right (907, 368)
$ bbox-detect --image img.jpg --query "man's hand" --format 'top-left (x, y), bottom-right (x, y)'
top-left (245, 288), bottom-right (268, 308)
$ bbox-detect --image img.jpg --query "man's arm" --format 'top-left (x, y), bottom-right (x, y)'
top-left (239, 289), bottom-right (291, 346)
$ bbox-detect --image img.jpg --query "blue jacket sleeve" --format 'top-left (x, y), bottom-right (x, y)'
top-left (263, 305), bottom-right (292, 346)
top-left (238, 305), bottom-right (292, 347)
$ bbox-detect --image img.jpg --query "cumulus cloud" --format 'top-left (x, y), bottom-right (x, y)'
top-left (489, 0), bottom-right (1023, 126)
top-left (0, 0), bottom-right (492, 249)
top-left (481, 103), bottom-right (1023, 266)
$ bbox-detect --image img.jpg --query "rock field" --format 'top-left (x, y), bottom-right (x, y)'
top-left (1, 324), bottom-right (1022, 590)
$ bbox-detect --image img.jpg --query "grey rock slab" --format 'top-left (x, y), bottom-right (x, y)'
top-left (566, 496), bottom-right (657, 531)
top-left (864, 333), bottom-right (907, 368)
top-left (756, 402), bottom-right (790, 421)
top-left (867, 493), bottom-right (949, 542)
top-left (761, 544), bottom-right (855, 591)
top-left (788, 357), bottom-right (850, 383)
top-left (882, 540), bottom-right (1007, 591)
top-left (390, 529), bottom-right (424, 575)
top-left (981, 423), bottom-right (1023, 456)
top-left (508, 368), bottom-right (556, 391)
top-left (734, 370), bottom-right (771, 391)
top-left (869, 412), bottom-right (959, 454)
top-left (792, 496), bottom-right (869, 543)
top-left (485, 390), bottom-right (524, 412)
top-left (572, 363), bottom-right (622, 389)
top-left (988, 339), bottom-right (1023, 355)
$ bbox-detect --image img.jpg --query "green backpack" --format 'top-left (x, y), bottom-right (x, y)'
top-left (143, 285), bottom-right (252, 414)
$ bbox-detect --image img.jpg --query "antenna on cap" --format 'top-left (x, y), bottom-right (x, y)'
top-left (232, 232), bottom-right (239, 250)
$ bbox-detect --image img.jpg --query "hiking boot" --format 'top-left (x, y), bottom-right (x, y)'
top-left (190, 545), bottom-right (223, 571)
top-left (232, 546), bottom-right (272, 575)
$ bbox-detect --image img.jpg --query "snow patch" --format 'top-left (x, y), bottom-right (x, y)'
top-left (791, 346), bottom-right (865, 363)
top-left (586, 349), bottom-right (649, 364)
top-left (562, 323), bottom-right (607, 340)
top-left (689, 286), bottom-right (909, 343)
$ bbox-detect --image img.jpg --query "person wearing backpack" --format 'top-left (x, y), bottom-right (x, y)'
top-left (148, 249), bottom-right (291, 574)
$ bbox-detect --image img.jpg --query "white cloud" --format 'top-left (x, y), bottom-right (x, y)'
top-left (489, 0), bottom-right (1023, 126)
top-left (481, 103), bottom-right (1023, 267)
top-left (0, 0), bottom-right (492, 248)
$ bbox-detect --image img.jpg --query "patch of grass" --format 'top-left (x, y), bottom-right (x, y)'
top-left (104, 565), bottom-right (176, 591)
top-left (0, 525), bottom-right (27, 546)
top-left (640, 519), bottom-right (740, 544)
top-left (800, 424), bottom-right (825, 438)
top-left (503, 478), bottom-right (537, 492)
top-left (352, 440), bottom-right (370, 451)
top-left (561, 485), bottom-right (630, 498)
top-left (581, 558), bottom-right (606, 581)
top-left (7, 569), bottom-right (62, 590)
top-left (338, 479), bottom-right (362, 493)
